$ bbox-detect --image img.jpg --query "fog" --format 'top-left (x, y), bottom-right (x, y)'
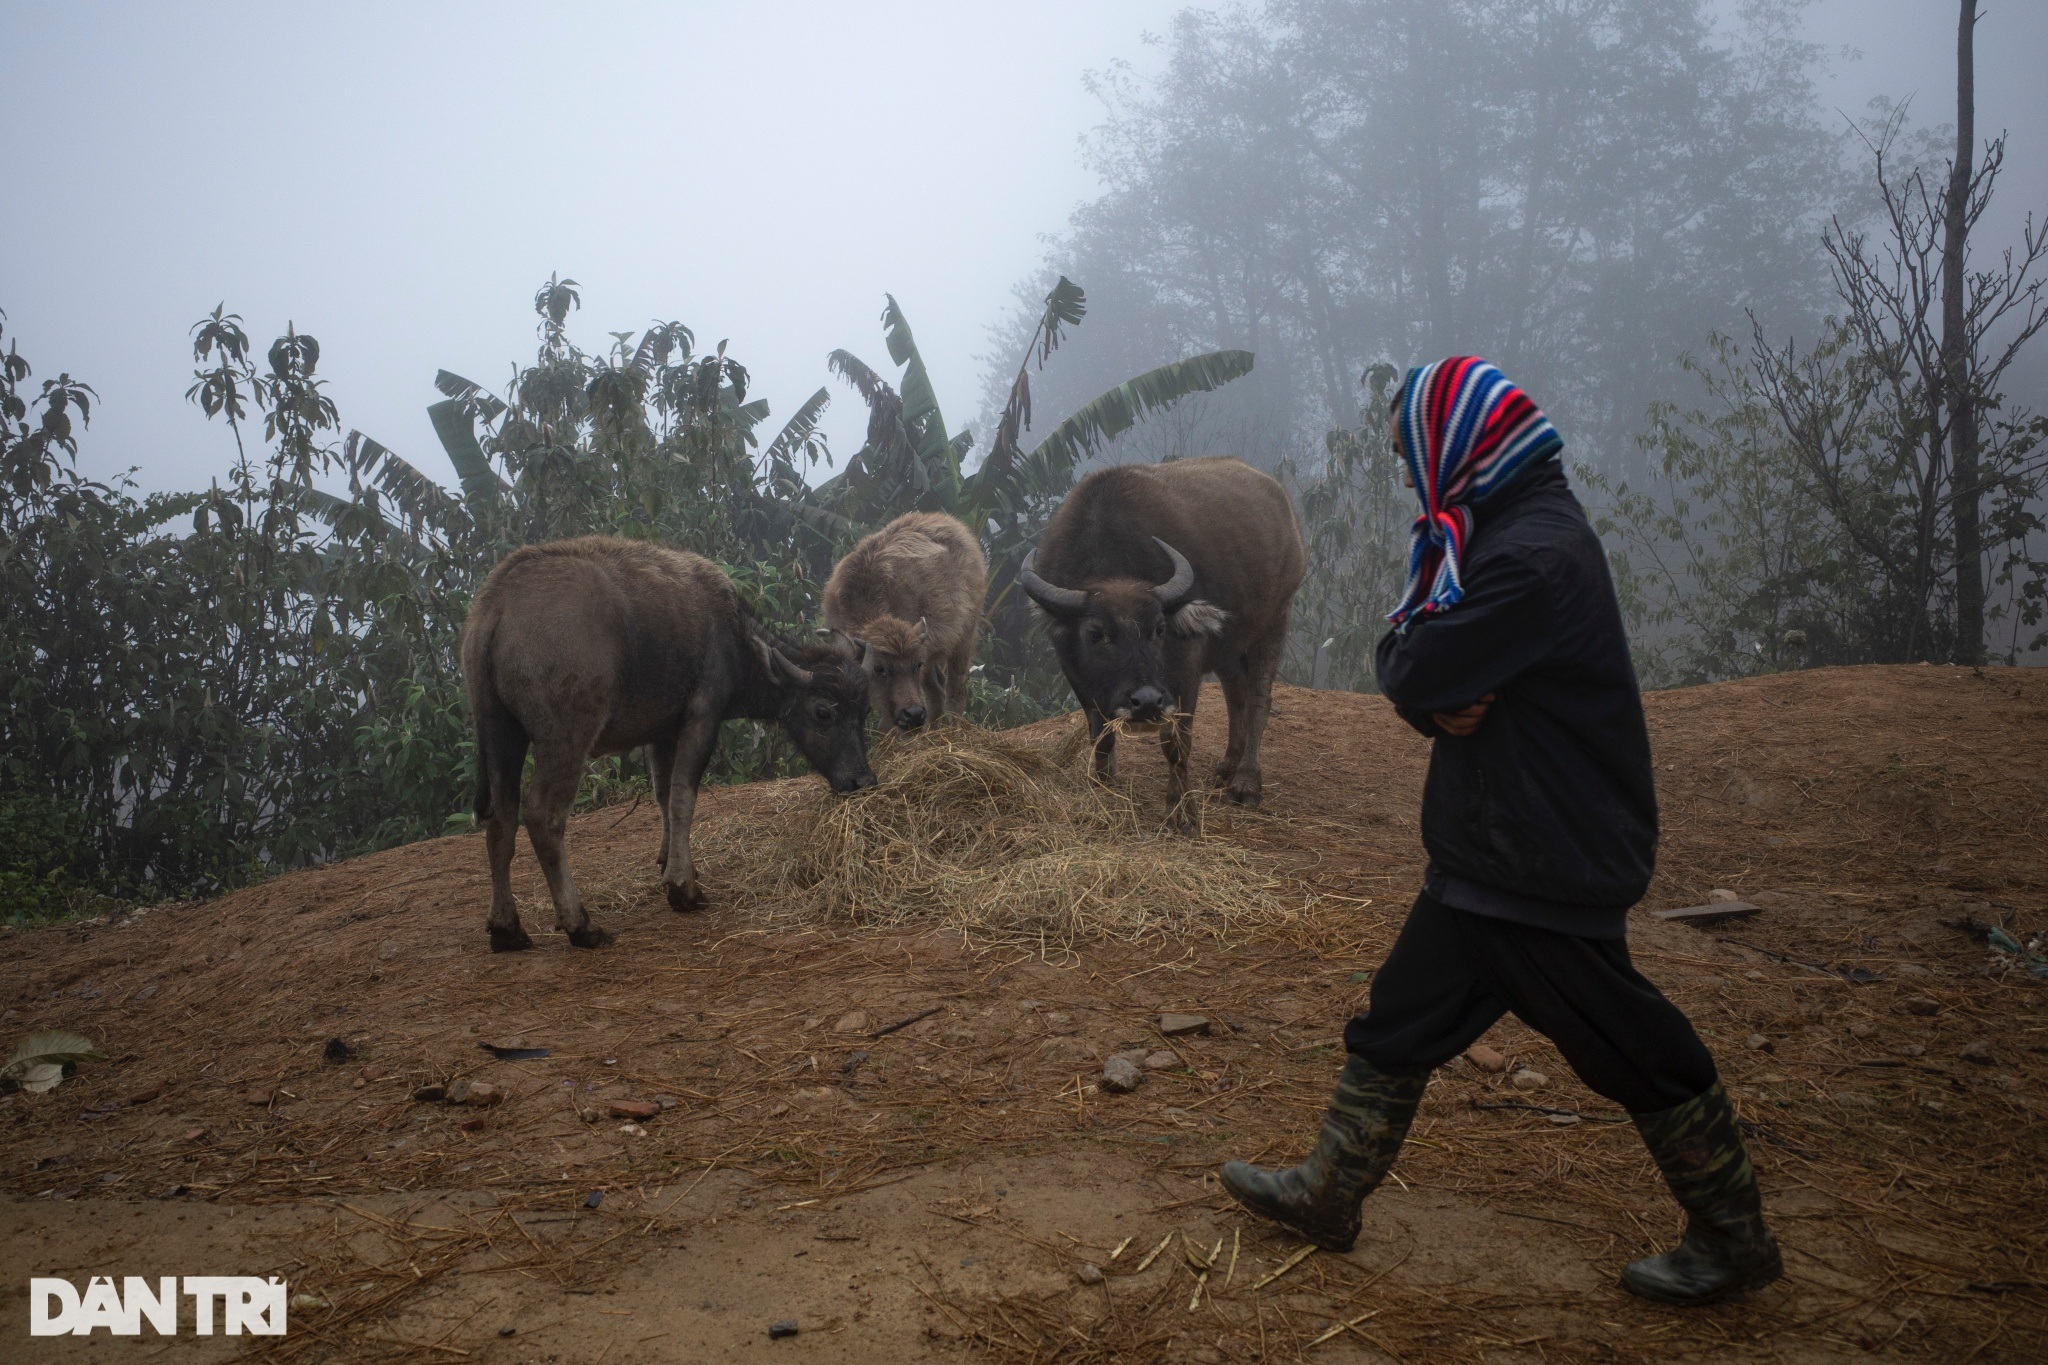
top-left (3, 1), bottom-right (2042, 495)
top-left (0, 1), bottom-right (1185, 491)
top-left (6, 0), bottom-right (2045, 911)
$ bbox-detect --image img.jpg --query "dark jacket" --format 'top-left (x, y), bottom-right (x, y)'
top-left (1374, 459), bottom-right (1657, 938)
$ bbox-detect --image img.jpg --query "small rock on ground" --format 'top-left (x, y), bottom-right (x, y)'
top-left (1158, 1013), bottom-right (1210, 1037)
top-left (1076, 1263), bottom-right (1104, 1285)
top-left (1143, 1050), bottom-right (1180, 1070)
top-left (768, 1319), bottom-right (799, 1339)
top-left (1960, 1040), bottom-right (1994, 1064)
top-left (1901, 995), bottom-right (1941, 1016)
top-left (1464, 1044), bottom-right (1507, 1073)
top-left (1746, 1033), bottom-right (1773, 1052)
top-left (610, 1099), bottom-right (661, 1120)
top-left (834, 1011), bottom-right (868, 1033)
top-left (1101, 1056), bottom-right (1145, 1093)
top-left (1849, 1022), bottom-right (1877, 1039)
top-left (1510, 1068), bottom-right (1548, 1091)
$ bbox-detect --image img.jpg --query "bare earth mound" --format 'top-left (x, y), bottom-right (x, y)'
top-left (1, 665), bottom-right (2044, 1362)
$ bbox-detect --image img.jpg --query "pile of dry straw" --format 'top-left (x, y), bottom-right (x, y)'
top-left (706, 720), bottom-right (1316, 945)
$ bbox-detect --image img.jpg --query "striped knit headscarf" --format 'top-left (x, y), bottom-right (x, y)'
top-left (1386, 356), bottom-right (1563, 626)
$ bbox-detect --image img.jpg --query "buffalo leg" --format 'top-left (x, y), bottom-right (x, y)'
top-left (1212, 666), bottom-right (1250, 790)
top-left (943, 636), bottom-right (976, 718)
top-left (660, 703), bottom-right (722, 912)
top-left (1227, 622), bottom-right (1287, 807)
top-left (481, 714), bottom-right (532, 953)
top-left (921, 666), bottom-right (949, 726)
top-left (1161, 653), bottom-right (1206, 832)
top-left (1085, 702), bottom-right (1118, 781)
top-left (649, 740), bottom-right (675, 869)
top-left (525, 741), bottom-right (611, 949)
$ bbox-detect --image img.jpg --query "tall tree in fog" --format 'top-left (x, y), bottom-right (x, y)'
top-left (1942, 0), bottom-right (1982, 662)
top-left (984, 0), bottom-right (1842, 475)
top-left (1591, 0), bottom-right (2047, 681)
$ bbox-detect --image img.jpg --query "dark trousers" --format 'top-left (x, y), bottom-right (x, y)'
top-left (1343, 892), bottom-right (1718, 1113)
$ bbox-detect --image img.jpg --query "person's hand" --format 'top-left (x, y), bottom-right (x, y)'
top-left (1432, 693), bottom-right (1495, 737)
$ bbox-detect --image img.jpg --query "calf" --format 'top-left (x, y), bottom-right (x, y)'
top-left (462, 536), bottom-right (875, 951)
top-left (1020, 457), bottom-right (1304, 827)
top-left (821, 511), bottom-right (987, 730)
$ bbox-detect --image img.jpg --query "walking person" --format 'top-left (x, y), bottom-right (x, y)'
top-left (1219, 357), bottom-right (1780, 1305)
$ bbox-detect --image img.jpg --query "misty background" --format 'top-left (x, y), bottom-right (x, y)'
top-left (4, 0), bottom-right (2043, 495)
top-left (5, 1), bottom-right (2046, 912)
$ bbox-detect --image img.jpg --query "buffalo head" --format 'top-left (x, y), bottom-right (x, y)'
top-left (750, 629), bottom-right (878, 792)
top-left (843, 614), bottom-right (936, 731)
top-left (1018, 537), bottom-right (1228, 724)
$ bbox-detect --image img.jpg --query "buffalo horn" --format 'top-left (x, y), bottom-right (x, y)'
top-left (856, 637), bottom-right (876, 673)
top-left (1017, 552), bottom-right (1088, 615)
top-left (1151, 538), bottom-right (1196, 609)
top-left (768, 646), bottom-right (815, 689)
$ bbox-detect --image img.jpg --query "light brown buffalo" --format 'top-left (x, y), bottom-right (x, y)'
top-left (1019, 457), bottom-right (1305, 827)
top-left (821, 511), bottom-right (987, 730)
top-left (462, 537), bottom-right (875, 952)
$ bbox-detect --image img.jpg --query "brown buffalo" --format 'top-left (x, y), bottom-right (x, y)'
top-left (462, 537), bottom-right (875, 951)
top-left (1020, 457), bottom-right (1304, 826)
top-left (821, 511), bottom-right (987, 730)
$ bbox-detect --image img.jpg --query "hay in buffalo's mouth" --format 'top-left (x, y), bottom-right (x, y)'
top-left (699, 719), bottom-right (1313, 946)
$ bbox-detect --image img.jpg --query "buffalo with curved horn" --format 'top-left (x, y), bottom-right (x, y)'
top-left (1020, 457), bottom-right (1305, 828)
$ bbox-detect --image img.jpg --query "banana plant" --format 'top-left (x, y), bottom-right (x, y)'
top-left (818, 294), bottom-right (971, 522)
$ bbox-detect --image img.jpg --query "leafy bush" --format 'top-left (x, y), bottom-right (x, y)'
top-left (1, 276), bottom-right (1249, 914)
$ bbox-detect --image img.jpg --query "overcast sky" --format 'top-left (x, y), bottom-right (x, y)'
top-left (4, 0), bottom-right (2043, 496)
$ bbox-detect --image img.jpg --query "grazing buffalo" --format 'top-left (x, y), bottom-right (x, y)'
top-left (462, 536), bottom-right (875, 951)
top-left (1020, 457), bottom-right (1304, 826)
top-left (822, 511), bottom-right (987, 730)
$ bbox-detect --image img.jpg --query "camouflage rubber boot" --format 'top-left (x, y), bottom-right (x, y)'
top-left (1622, 1080), bottom-right (1783, 1306)
top-left (1218, 1053), bottom-right (1426, 1252)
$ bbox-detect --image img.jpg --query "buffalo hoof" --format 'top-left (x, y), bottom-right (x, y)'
top-left (1226, 781), bottom-right (1263, 807)
top-left (566, 924), bottom-right (614, 950)
top-left (489, 923), bottom-right (533, 953)
top-left (666, 880), bottom-right (706, 913)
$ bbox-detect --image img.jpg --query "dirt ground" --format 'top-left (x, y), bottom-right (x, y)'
top-left (2, 665), bottom-right (2045, 1362)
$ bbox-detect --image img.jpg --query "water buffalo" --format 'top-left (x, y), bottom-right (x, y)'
top-left (821, 511), bottom-right (987, 730)
top-left (1020, 457), bottom-right (1304, 827)
top-left (462, 536), bottom-right (875, 951)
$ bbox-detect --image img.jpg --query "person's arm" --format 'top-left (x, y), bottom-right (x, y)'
top-left (1374, 552), bottom-right (1552, 721)
top-left (1389, 700), bottom-right (1446, 740)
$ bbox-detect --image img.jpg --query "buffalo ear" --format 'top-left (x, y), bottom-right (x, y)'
top-left (1169, 599), bottom-right (1231, 638)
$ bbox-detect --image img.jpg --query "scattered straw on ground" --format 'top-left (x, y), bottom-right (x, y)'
top-left (702, 718), bottom-right (1317, 946)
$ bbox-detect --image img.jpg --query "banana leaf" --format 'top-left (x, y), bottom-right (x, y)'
top-left (1025, 349), bottom-right (1254, 478)
top-left (428, 399), bottom-right (509, 507)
